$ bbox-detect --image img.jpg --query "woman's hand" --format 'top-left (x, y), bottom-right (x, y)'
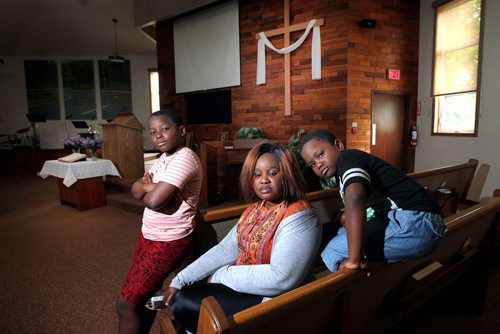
top-left (163, 287), bottom-right (179, 309)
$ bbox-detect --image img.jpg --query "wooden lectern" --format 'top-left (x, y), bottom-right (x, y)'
top-left (101, 113), bottom-right (144, 187)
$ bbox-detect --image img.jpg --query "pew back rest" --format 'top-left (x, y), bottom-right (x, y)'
top-left (199, 158), bottom-right (478, 237)
top-left (408, 159), bottom-right (478, 202)
top-left (199, 188), bottom-right (340, 225)
top-left (199, 270), bottom-right (365, 334)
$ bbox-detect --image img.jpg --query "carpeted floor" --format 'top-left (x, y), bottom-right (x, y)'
top-left (0, 175), bottom-right (498, 333)
top-left (0, 175), bottom-right (142, 333)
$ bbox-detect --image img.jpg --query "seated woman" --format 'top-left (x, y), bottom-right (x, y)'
top-left (161, 142), bottom-right (322, 333)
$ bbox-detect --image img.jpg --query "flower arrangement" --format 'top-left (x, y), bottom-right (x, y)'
top-left (80, 136), bottom-right (104, 153)
top-left (61, 135), bottom-right (104, 155)
top-left (62, 136), bottom-right (84, 153)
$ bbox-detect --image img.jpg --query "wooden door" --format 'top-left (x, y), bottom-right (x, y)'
top-left (371, 92), bottom-right (408, 170)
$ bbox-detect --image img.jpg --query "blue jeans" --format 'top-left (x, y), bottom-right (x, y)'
top-left (321, 210), bottom-right (446, 272)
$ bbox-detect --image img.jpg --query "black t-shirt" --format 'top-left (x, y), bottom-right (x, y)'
top-left (336, 150), bottom-right (440, 214)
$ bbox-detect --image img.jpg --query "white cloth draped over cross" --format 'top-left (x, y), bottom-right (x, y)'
top-left (256, 19), bottom-right (321, 85)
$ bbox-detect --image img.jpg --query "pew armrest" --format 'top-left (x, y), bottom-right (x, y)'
top-left (159, 315), bottom-right (177, 334)
top-left (197, 296), bottom-right (230, 334)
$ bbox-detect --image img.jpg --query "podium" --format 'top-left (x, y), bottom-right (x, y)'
top-left (101, 113), bottom-right (144, 186)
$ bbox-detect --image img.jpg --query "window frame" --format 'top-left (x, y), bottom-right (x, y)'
top-left (430, 0), bottom-right (485, 137)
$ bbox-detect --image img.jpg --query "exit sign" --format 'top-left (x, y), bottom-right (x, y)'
top-left (387, 69), bottom-right (401, 80)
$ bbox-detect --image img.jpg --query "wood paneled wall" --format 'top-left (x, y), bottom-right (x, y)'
top-left (156, 0), bottom-right (419, 158)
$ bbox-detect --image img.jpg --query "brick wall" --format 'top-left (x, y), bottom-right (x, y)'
top-left (346, 0), bottom-right (419, 157)
top-left (156, 0), bottom-right (418, 164)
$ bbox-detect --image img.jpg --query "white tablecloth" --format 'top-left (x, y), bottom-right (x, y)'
top-left (39, 159), bottom-right (121, 187)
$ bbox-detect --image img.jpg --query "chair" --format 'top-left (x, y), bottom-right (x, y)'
top-left (185, 132), bottom-right (193, 149)
top-left (217, 131), bottom-right (228, 142)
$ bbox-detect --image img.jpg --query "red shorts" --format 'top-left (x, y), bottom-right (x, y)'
top-left (120, 232), bottom-right (192, 305)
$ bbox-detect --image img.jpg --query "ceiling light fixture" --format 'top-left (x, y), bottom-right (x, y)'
top-left (109, 18), bottom-right (126, 63)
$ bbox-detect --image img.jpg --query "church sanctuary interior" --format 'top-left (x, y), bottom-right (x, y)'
top-left (0, 0), bottom-right (499, 333)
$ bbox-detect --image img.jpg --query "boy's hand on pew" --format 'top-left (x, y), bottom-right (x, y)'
top-left (339, 259), bottom-right (372, 277)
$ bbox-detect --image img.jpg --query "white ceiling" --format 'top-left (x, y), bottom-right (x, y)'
top-left (0, 0), bottom-right (158, 57)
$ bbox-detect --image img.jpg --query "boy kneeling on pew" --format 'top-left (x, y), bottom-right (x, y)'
top-left (300, 129), bottom-right (446, 272)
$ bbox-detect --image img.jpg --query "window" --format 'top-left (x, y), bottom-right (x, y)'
top-left (432, 0), bottom-right (483, 136)
top-left (24, 60), bottom-right (60, 120)
top-left (98, 60), bottom-right (132, 121)
top-left (24, 59), bottom-right (132, 122)
top-left (149, 70), bottom-right (160, 113)
top-left (62, 60), bottom-right (96, 120)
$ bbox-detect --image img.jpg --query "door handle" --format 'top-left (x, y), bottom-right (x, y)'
top-left (372, 124), bottom-right (376, 145)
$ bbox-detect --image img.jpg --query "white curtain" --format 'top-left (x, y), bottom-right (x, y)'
top-left (256, 19), bottom-right (321, 85)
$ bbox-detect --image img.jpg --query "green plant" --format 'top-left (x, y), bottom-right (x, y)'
top-left (236, 126), bottom-right (266, 139)
top-left (288, 129), bottom-right (306, 171)
top-left (288, 129), bottom-right (321, 191)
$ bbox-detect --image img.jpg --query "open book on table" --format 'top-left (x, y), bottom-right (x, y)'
top-left (58, 152), bottom-right (87, 163)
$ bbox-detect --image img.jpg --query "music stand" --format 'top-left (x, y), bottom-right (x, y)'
top-left (71, 121), bottom-right (88, 129)
top-left (26, 113), bottom-right (46, 148)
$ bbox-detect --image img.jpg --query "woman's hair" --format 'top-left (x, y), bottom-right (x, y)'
top-left (150, 109), bottom-right (183, 127)
top-left (300, 129), bottom-right (337, 151)
top-left (240, 142), bottom-right (307, 203)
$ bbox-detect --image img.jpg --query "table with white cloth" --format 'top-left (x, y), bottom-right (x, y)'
top-left (39, 159), bottom-right (121, 210)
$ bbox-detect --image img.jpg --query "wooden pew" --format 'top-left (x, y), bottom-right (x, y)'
top-left (194, 158), bottom-right (478, 254)
top-left (199, 158), bottom-right (477, 221)
top-left (339, 197), bottom-right (499, 333)
top-left (409, 159), bottom-right (478, 215)
top-left (156, 160), bottom-right (482, 332)
top-left (172, 197), bottom-right (500, 334)
top-left (199, 188), bottom-right (340, 225)
top-left (408, 159), bottom-right (478, 198)
top-left (197, 270), bottom-right (365, 334)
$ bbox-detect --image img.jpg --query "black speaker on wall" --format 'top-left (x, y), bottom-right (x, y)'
top-left (360, 18), bottom-right (377, 29)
